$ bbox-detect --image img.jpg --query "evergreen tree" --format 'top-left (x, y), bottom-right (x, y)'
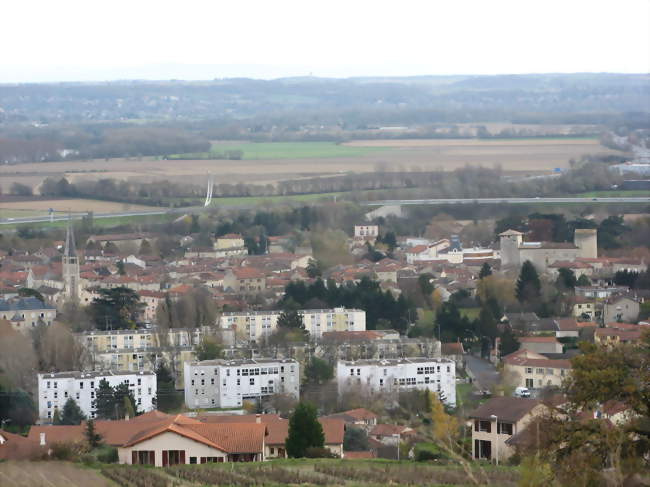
top-left (499, 327), bottom-right (520, 357)
top-left (139, 239), bottom-right (153, 255)
top-left (576, 274), bottom-right (591, 287)
top-left (113, 383), bottom-right (137, 419)
top-left (478, 262), bottom-right (493, 279)
top-left (155, 363), bottom-right (183, 413)
top-left (277, 309), bottom-right (305, 330)
top-left (52, 408), bottom-right (62, 425)
top-left (85, 419), bottom-right (102, 448)
top-left (556, 268), bottom-right (577, 290)
top-left (516, 260), bottom-right (542, 304)
top-left (93, 379), bottom-right (115, 420)
top-left (306, 259), bottom-right (323, 278)
top-left (60, 397), bottom-right (86, 425)
top-left (304, 358), bottom-right (333, 386)
top-left (196, 337), bottom-right (223, 360)
top-left (89, 286), bottom-right (144, 330)
top-left (285, 402), bottom-right (324, 458)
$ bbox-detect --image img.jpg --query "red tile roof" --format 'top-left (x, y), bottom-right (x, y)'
top-left (502, 349), bottom-right (572, 369)
top-left (370, 424), bottom-right (413, 436)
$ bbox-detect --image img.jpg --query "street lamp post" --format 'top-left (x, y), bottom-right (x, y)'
top-left (490, 414), bottom-right (499, 465)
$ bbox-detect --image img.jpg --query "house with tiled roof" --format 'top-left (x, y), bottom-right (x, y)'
top-left (369, 424), bottom-right (416, 446)
top-left (502, 349), bottom-right (572, 390)
top-left (517, 336), bottom-right (563, 355)
top-left (0, 430), bottom-right (42, 461)
top-left (325, 408), bottom-right (378, 428)
top-left (595, 326), bottom-right (643, 346)
top-left (469, 396), bottom-right (548, 463)
top-left (223, 267), bottom-right (266, 295)
top-left (119, 414), bottom-right (267, 465)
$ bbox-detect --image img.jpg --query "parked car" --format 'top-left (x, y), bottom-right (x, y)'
top-left (514, 386), bottom-right (531, 398)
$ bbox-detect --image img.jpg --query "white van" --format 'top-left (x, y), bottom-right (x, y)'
top-left (514, 386), bottom-right (531, 398)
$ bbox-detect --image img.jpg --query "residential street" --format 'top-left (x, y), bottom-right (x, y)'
top-left (464, 354), bottom-right (500, 391)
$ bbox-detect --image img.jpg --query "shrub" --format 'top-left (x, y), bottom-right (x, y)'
top-left (49, 441), bottom-right (84, 461)
top-left (304, 446), bottom-right (337, 458)
top-left (96, 445), bottom-right (119, 463)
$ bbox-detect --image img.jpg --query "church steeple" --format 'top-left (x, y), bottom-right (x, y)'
top-left (63, 218), bottom-right (80, 302)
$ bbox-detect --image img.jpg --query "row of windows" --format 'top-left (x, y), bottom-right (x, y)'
top-left (524, 367), bottom-right (565, 376)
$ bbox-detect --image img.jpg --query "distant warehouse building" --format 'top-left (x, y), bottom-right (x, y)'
top-left (183, 358), bottom-right (300, 409)
top-left (219, 307), bottom-right (366, 342)
top-left (37, 370), bottom-right (156, 422)
top-left (336, 357), bottom-right (456, 408)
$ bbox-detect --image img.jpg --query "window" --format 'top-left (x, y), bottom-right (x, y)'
top-left (356, 369), bottom-right (361, 376)
top-left (54, 392), bottom-right (58, 399)
top-left (526, 378), bottom-right (534, 388)
top-left (90, 381), bottom-right (95, 389)
top-left (137, 378), bottom-right (142, 386)
top-left (525, 367), bottom-right (533, 374)
top-left (497, 422), bottom-right (513, 435)
top-left (211, 378), bottom-right (215, 385)
top-left (163, 450), bottom-right (185, 466)
top-left (250, 378), bottom-right (255, 385)
top-left (79, 382), bottom-right (84, 389)
top-left (64, 391), bottom-right (68, 398)
top-left (350, 369), bottom-right (354, 376)
top-left (475, 420), bottom-right (491, 433)
top-left (546, 368), bottom-right (554, 375)
top-left (47, 381), bottom-right (50, 389)
top-left (237, 379), bottom-right (241, 386)
top-left (536, 368), bottom-right (544, 374)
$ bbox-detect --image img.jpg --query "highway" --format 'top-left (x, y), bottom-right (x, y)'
top-left (363, 197), bottom-right (650, 206)
top-left (1, 196), bottom-right (648, 226)
top-left (0, 209), bottom-right (170, 226)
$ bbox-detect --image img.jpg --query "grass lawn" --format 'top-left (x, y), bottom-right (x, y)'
top-left (459, 308), bottom-right (481, 320)
top-left (575, 190), bottom-right (650, 197)
top-left (171, 141), bottom-right (387, 160)
top-left (209, 192), bottom-right (343, 207)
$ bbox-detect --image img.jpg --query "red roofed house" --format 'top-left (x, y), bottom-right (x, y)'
top-left (369, 424), bottom-right (416, 446)
top-left (502, 349), bottom-right (572, 390)
top-left (118, 414), bottom-right (266, 465)
top-left (325, 408), bottom-right (378, 428)
top-left (223, 268), bottom-right (266, 295)
top-left (595, 327), bottom-right (643, 346)
top-left (518, 336), bottom-right (563, 355)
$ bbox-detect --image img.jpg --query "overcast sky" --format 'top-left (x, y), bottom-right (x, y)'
top-left (2, 0), bottom-right (649, 83)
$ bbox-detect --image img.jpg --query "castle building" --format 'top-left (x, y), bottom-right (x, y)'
top-left (499, 228), bottom-right (597, 271)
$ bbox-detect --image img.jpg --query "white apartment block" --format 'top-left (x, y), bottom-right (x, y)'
top-left (37, 370), bottom-right (156, 422)
top-left (183, 358), bottom-right (300, 409)
top-left (336, 357), bottom-right (456, 408)
top-left (219, 307), bottom-right (366, 342)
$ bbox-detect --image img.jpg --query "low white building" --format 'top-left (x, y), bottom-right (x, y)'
top-left (336, 357), bottom-right (456, 408)
top-left (219, 308), bottom-right (366, 342)
top-left (354, 225), bottom-right (379, 239)
top-left (37, 370), bottom-right (156, 422)
top-left (183, 358), bottom-right (300, 409)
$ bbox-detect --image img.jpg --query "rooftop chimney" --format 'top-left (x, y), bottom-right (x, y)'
top-left (40, 432), bottom-right (46, 446)
top-left (255, 414), bottom-right (261, 424)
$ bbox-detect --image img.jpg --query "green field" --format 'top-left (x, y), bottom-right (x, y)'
top-left (576, 190), bottom-right (650, 197)
top-left (171, 141), bottom-right (386, 160)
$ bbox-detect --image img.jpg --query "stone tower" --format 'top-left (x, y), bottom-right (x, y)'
top-left (499, 229), bottom-right (523, 268)
top-left (62, 220), bottom-right (80, 302)
top-left (574, 228), bottom-right (598, 259)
